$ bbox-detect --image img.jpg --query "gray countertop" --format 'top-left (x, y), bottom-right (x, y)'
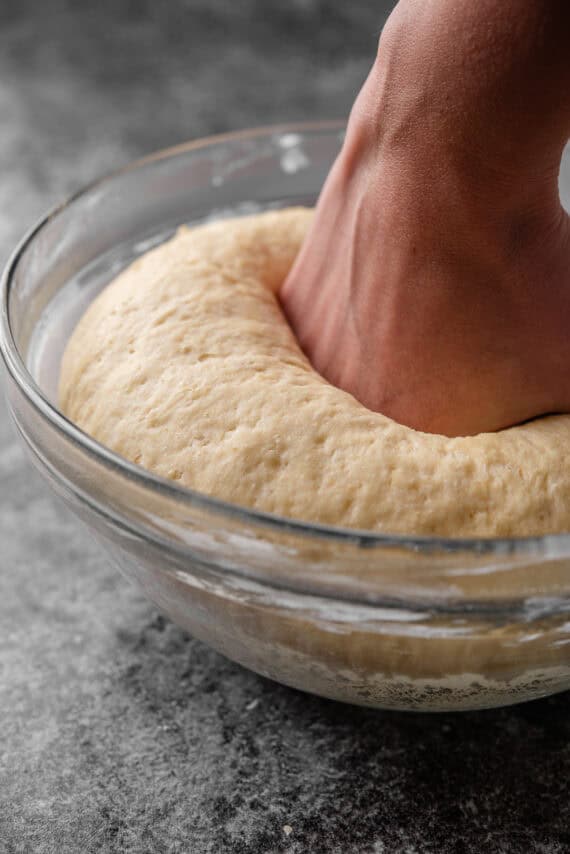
top-left (1, 2), bottom-right (569, 852)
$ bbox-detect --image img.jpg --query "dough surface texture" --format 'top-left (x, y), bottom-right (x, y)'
top-left (59, 208), bottom-right (570, 537)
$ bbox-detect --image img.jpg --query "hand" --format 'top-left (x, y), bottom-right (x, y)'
top-left (280, 0), bottom-right (570, 436)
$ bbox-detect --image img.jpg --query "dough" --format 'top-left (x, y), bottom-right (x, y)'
top-left (59, 208), bottom-right (570, 538)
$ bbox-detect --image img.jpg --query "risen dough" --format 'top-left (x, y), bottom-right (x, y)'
top-left (59, 208), bottom-right (570, 537)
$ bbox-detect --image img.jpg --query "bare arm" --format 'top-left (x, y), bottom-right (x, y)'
top-left (280, 0), bottom-right (570, 436)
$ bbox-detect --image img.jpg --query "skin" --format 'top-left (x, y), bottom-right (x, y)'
top-left (280, 0), bottom-right (570, 436)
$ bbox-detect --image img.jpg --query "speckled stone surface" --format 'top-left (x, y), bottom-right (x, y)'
top-left (1, 2), bottom-right (570, 852)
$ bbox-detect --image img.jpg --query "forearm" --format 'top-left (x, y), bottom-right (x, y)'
top-left (372, 0), bottom-right (569, 164)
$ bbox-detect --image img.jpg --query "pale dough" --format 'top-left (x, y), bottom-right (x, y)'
top-left (59, 208), bottom-right (570, 538)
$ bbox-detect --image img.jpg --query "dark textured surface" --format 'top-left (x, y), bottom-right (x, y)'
top-left (1, 2), bottom-right (570, 852)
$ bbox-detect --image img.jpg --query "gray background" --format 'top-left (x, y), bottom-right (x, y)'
top-left (1, 2), bottom-right (569, 852)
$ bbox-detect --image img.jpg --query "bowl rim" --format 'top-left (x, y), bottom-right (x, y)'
top-left (2, 120), bottom-right (570, 558)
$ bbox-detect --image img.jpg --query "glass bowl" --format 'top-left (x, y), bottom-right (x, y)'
top-left (2, 123), bottom-right (570, 712)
